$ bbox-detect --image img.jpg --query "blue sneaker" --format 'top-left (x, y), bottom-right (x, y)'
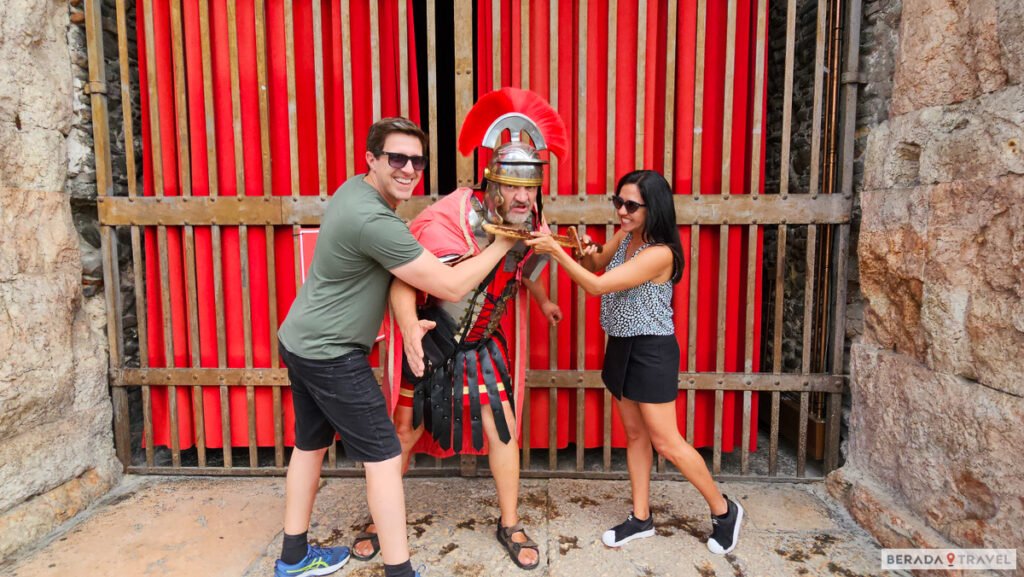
top-left (274, 544), bottom-right (350, 577)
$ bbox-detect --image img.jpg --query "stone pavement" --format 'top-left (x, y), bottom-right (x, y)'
top-left (4, 476), bottom-right (893, 577)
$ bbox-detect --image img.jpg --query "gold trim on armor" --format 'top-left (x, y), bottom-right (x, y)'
top-left (483, 168), bottom-right (543, 187)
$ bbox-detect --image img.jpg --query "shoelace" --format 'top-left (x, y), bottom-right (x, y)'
top-left (307, 545), bottom-right (336, 559)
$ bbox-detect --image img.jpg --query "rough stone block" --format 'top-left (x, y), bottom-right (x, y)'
top-left (925, 176), bottom-right (1024, 395)
top-left (0, 0), bottom-right (73, 134)
top-left (0, 126), bottom-right (70, 192)
top-left (860, 174), bottom-right (1024, 393)
top-left (0, 406), bottom-right (118, 515)
top-left (892, 0), bottom-right (1021, 115)
top-left (827, 467), bottom-right (968, 577)
top-left (847, 344), bottom-right (1024, 551)
top-left (0, 188), bottom-right (79, 279)
top-left (0, 468), bottom-right (116, 563)
top-left (858, 187), bottom-right (929, 361)
top-left (863, 85), bottom-right (1024, 190)
top-left (0, 276), bottom-right (79, 440)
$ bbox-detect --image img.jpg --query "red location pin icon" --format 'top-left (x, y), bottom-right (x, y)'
top-left (947, 552), bottom-right (956, 566)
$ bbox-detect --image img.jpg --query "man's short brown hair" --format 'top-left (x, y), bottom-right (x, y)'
top-left (366, 117), bottom-right (428, 157)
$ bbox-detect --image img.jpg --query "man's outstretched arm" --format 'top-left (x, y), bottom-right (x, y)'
top-left (390, 234), bottom-right (516, 301)
top-left (522, 277), bottom-right (562, 326)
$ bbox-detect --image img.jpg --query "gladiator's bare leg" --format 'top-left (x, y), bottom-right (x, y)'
top-left (482, 400), bottom-right (538, 568)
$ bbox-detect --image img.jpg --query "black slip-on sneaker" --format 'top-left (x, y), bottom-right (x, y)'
top-left (707, 496), bottom-right (744, 555)
top-left (601, 512), bottom-right (655, 547)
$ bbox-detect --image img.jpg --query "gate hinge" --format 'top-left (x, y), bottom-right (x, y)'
top-left (84, 81), bottom-right (108, 95)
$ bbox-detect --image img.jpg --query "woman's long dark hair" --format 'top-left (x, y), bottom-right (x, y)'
top-left (615, 170), bottom-right (685, 284)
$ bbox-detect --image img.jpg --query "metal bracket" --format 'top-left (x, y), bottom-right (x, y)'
top-left (84, 81), bottom-right (108, 95)
top-left (840, 72), bottom-right (866, 85)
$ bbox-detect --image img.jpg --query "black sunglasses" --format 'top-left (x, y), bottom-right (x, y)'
top-left (381, 151), bottom-right (427, 171)
top-left (611, 195), bottom-right (646, 214)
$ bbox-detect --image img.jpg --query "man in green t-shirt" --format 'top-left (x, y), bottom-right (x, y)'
top-left (274, 117), bottom-right (515, 577)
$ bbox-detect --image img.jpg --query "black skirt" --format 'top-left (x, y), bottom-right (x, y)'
top-left (602, 335), bottom-right (681, 404)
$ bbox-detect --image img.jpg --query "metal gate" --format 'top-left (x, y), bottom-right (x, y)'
top-left (85, 0), bottom-right (860, 481)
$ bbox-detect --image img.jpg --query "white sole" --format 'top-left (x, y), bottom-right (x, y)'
top-left (707, 502), bottom-right (744, 555)
top-left (602, 527), bottom-right (656, 548)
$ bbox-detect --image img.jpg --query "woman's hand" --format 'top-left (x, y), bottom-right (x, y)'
top-left (526, 232), bottom-right (566, 257)
top-left (579, 233), bottom-right (600, 257)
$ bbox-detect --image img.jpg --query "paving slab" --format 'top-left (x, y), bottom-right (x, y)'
top-left (6, 475), bottom-right (891, 577)
top-left (7, 477), bottom-right (285, 577)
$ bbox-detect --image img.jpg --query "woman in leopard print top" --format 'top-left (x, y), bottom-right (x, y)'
top-left (527, 170), bottom-right (743, 555)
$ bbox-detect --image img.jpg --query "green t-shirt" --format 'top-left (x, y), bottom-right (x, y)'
top-left (278, 175), bottom-right (423, 359)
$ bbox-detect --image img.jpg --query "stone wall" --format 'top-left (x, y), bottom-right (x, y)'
top-left (0, 0), bottom-right (122, 562)
top-left (829, 0), bottom-right (1024, 557)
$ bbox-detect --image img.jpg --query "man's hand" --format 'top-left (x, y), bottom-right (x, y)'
top-left (540, 301), bottom-right (563, 326)
top-left (401, 319), bottom-right (437, 377)
top-left (492, 232), bottom-right (518, 250)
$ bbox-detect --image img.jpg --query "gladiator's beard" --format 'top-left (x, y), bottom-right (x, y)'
top-left (484, 194), bottom-right (533, 227)
top-left (501, 203), bottom-right (533, 225)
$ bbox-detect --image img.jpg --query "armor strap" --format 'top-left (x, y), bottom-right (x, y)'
top-left (465, 349), bottom-right (485, 450)
top-left (429, 365), bottom-right (454, 451)
top-left (479, 345), bottom-right (512, 444)
top-left (452, 352), bottom-right (465, 453)
top-left (486, 337), bottom-right (514, 418)
top-left (412, 377), bottom-right (426, 430)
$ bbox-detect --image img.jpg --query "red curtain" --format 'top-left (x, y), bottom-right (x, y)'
top-left (140, 0), bottom-right (421, 449)
top-left (477, 0), bottom-right (768, 452)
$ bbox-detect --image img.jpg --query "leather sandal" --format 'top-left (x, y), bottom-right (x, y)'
top-left (350, 522), bottom-right (380, 561)
top-left (496, 519), bottom-right (541, 570)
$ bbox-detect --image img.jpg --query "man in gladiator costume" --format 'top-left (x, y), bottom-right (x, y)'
top-left (350, 88), bottom-right (567, 571)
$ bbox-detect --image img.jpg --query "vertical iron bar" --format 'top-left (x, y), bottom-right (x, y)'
top-left (635, 0), bottom-right (647, 168)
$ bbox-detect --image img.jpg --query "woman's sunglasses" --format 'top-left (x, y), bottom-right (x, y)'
top-left (611, 195), bottom-right (647, 214)
top-left (381, 151), bottom-right (427, 172)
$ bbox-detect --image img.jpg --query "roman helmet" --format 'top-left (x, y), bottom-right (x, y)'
top-left (457, 88), bottom-right (568, 224)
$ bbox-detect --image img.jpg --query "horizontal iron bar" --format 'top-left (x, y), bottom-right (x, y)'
top-left (97, 193), bottom-right (851, 226)
top-left (112, 368), bottom-right (844, 393)
top-left (520, 470), bottom-right (824, 482)
top-left (526, 370), bottom-right (843, 392)
top-left (126, 465), bottom-right (463, 478)
top-left (112, 367), bottom-right (363, 386)
top-left (126, 465), bottom-right (822, 482)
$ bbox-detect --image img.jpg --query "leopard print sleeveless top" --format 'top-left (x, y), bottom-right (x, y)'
top-left (599, 233), bottom-right (674, 338)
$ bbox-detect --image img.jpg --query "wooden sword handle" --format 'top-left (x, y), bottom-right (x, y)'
top-left (482, 223), bottom-right (603, 257)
